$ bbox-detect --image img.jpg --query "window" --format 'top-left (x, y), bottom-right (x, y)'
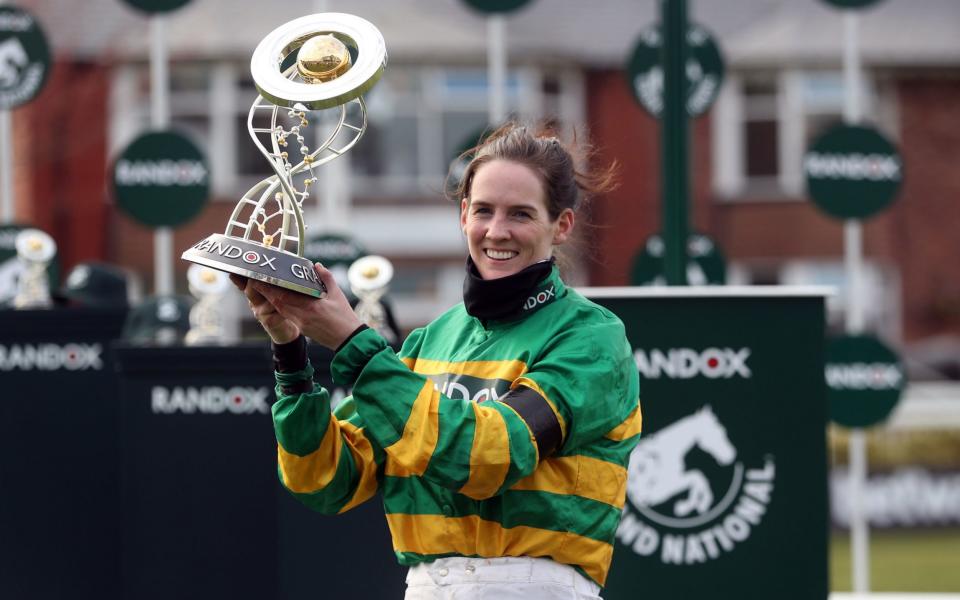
top-left (713, 70), bottom-right (880, 200)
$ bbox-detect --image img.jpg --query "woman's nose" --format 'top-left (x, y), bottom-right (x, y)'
top-left (485, 215), bottom-right (511, 240)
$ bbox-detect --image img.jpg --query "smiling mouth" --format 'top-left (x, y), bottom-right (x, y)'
top-left (484, 249), bottom-right (519, 261)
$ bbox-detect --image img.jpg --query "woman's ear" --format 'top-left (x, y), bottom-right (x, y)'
top-left (553, 208), bottom-right (575, 245)
top-left (460, 198), bottom-right (469, 233)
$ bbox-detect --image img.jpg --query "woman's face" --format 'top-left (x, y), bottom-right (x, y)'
top-left (461, 159), bottom-right (574, 280)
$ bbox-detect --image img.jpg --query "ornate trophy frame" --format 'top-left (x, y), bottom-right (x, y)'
top-left (182, 13), bottom-right (387, 297)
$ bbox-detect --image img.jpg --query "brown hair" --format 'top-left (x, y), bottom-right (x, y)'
top-left (450, 122), bottom-right (618, 221)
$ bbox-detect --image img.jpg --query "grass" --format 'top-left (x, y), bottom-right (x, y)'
top-left (831, 528), bottom-right (960, 592)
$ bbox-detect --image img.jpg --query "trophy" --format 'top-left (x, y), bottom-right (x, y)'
top-left (184, 264), bottom-right (236, 346)
top-left (182, 13), bottom-right (387, 296)
top-left (12, 228), bottom-right (56, 309)
top-left (348, 254), bottom-right (396, 344)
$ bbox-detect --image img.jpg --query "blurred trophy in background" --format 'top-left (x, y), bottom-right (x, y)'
top-left (348, 254), bottom-right (396, 345)
top-left (12, 228), bottom-right (55, 309)
top-left (185, 264), bottom-right (237, 346)
top-left (182, 13), bottom-right (387, 296)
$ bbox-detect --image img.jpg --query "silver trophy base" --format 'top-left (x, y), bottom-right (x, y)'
top-left (181, 233), bottom-right (327, 298)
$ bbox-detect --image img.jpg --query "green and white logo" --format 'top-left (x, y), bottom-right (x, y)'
top-left (619, 405), bottom-right (776, 565)
top-left (113, 131), bottom-right (209, 228)
top-left (122, 0), bottom-right (192, 14)
top-left (631, 232), bottom-right (726, 286)
top-left (461, 0), bottom-right (532, 15)
top-left (805, 124), bottom-right (903, 220)
top-left (626, 23), bottom-right (724, 118)
top-left (826, 334), bottom-right (905, 428)
top-left (0, 6), bottom-right (51, 109)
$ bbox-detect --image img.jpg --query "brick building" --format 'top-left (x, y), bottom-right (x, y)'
top-left (8, 0), bottom-right (960, 378)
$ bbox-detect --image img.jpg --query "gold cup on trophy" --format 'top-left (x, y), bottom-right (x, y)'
top-left (182, 13), bottom-right (387, 296)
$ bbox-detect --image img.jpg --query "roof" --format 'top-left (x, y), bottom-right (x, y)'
top-left (15, 0), bottom-right (960, 68)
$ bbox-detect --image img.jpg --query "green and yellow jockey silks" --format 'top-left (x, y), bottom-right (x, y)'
top-left (271, 266), bottom-right (641, 586)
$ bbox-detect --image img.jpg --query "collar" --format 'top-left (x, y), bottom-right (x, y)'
top-left (462, 257), bottom-right (564, 323)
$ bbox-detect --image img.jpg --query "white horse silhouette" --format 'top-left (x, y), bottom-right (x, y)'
top-left (626, 405), bottom-right (736, 517)
top-left (0, 39), bottom-right (28, 89)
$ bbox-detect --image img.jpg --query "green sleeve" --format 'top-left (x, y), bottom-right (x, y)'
top-left (271, 361), bottom-right (384, 514)
top-left (331, 328), bottom-right (539, 500)
top-left (517, 316), bottom-right (641, 452)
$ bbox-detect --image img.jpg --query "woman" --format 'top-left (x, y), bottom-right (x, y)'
top-left (234, 124), bottom-right (641, 599)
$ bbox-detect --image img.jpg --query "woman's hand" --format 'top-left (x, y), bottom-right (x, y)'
top-left (238, 263), bottom-right (364, 351)
top-left (230, 274), bottom-right (300, 344)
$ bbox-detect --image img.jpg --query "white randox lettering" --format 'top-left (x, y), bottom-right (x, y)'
top-left (150, 386), bottom-right (270, 415)
top-left (804, 152), bottom-right (901, 182)
top-left (634, 347), bottom-right (751, 379)
top-left (523, 285), bottom-right (556, 311)
top-left (825, 363), bottom-right (903, 390)
top-left (115, 159), bottom-right (208, 187)
top-left (0, 14), bottom-right (34, 31)
top-left (0, 343), bottom-right (103, 371)
top-left (436, 380), bottom-right (501, 403)
top-left (259, 255), bottom-right (277, 271)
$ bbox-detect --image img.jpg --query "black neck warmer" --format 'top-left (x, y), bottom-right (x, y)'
top-left (463, 256), bottom-right (555, 321)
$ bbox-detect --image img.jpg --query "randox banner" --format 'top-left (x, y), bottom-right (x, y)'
top-left (626, 22), bottom-right (724, 118)
top-left (113, 130), bottom-right (210, 228)
top-left (114, 344), bottom-right (405, 600)
top-left (583, 288), bottom-right (829, 600)
top-left (804, 124), bottom-right (903, 220)
top-left (825, 334), bottom-right (905, 428)
top-left (122, 0), bottom-right (192, 14)
top-left (0, 5), bottom-right (51, 109)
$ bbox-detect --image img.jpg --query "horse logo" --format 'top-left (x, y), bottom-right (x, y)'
top-left (0, 38), bottom-right (28, 89)
top-left (626, 405), bottom-right (740, 522)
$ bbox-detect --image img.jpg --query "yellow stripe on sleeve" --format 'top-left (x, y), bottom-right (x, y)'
top-left (458, 404), bottom-right (511, 499)
top-left (277, 415), bottom-right (342, 494)
top-left (604, 401), bottom-right (643, 441)
top-left (336, 420), bottom-right (379, 514)
top-left (509, 455), bottom-right (628, 508)
top-left (384, 379), bottom-right (440, 477)
top-left (403, 358), bottom-right (528, 382)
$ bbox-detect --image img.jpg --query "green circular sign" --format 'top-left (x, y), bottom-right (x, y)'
top-left (0, 223), bottom-right (59, 306)
top-left (0, 6), bottom-right (51, 110)
top-left (303, 233), bottom-right (368, 298)
top-left (113, 131), bottom-right (209, 228)
top-left (631, 232), bottom-right (726, 286)
top-left (804, 124), bottom-right (903, 220)
top-left (303, 233), bottom-right (367, 269)
top-left (826, 334), bottom-right (905, 428)
top-left (122, 0), bottom-right (192, 14)
top-left (626, 23), bottom-right (725, 118)
top-left (461, 0), bottom-right (532, 14)
top-left (821, 0), bottom-right (884, 9)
